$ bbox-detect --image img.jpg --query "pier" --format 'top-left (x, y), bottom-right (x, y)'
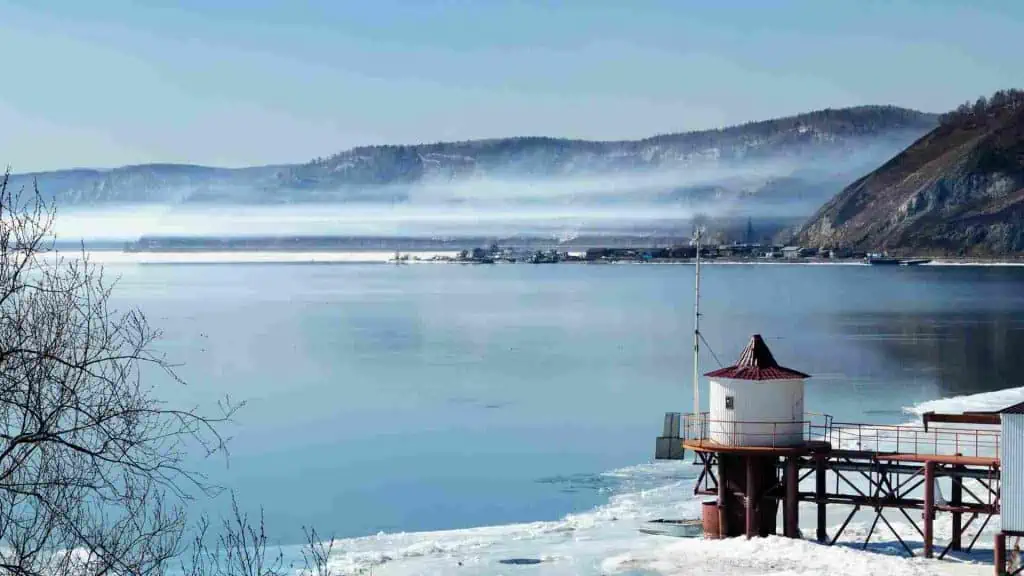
top-left (680, 414), bottom-right (1000, 557)
top-left (655, 335), bottom-right (1017, 574)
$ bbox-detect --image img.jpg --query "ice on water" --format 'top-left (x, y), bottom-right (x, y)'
top-left (301, 389), bottom-right (1021, 575)
top-left (298, 460), bottom-right (993, 575)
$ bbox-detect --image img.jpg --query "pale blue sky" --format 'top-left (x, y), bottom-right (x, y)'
top-left (2, 0), bottom-right (1022, 172)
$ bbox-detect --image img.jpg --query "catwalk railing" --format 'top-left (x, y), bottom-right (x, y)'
top-left (681, 412), bottom-right (1001, 458)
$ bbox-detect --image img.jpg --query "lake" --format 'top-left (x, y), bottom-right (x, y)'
top-left (103, 259), bottom-right (1024, 571)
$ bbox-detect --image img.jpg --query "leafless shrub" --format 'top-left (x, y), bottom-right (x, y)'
top-left (299, 526), bottom-right (335, 576)
top-left (180, 494), bottom-right (284, 576)
top-left (0, 168), bottom-right (239, 576)
top-left (179, 495), bottom-right (336, 576)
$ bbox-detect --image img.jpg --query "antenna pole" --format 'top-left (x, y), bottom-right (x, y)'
top-left (693, 227), bottom-right (702, 419)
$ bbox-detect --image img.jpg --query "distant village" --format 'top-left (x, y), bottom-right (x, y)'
top-left (124, 233), bottom-right (929, 266)
top-left (432, 243), bottom-right (867, 264)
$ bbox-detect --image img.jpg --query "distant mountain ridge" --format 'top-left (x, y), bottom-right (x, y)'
top-left (9, 164), bottom-right (286, 205)
top-left (797, 90), bottom-right (1024, 255)
top-left (9, 105), bottom-right (937, 209)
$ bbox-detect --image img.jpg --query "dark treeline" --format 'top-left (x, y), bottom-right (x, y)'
top-left (301, 105), bottom-right (937, 179)
top-left (939, 88), bottom-right (1024, 125)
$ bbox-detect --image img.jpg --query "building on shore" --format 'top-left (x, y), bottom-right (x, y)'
top-left (656, 334), bottom-right (1021, 574)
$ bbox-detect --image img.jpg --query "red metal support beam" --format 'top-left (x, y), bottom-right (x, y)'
top-left (976, 476), bottom-right (1001, 503)
top-left (878, 510), bottom-right (915, 557)
top-left (995, 532), bottom-right (1006, 576)
top-left (939, 512), bottom-right (979, 560)
top-left (785, 457), bottom-right (798, 538)
top-left (968, 514), bottom-right (994, 552)
top-left (834, 467), bottom-right (869, 499)
top-left (862, 508), bottom-right (880, 550)
top-left (746, 457), bottom-right (755, 539)
top-left (816, 455), bottom-right (827, 543)
top-left (830, 505), bottom-right (860, 546)
top-left (707, 458), bottom-right (719, 491)
top-left (921, 411), bottom-right (1000, 431)
top-left (798, 466), bottom-right (815, 484)
top-left (718, 455), bottom-right (728, 537)
top-left (951, 466), bottom-right (963, 551)
top-left (694, 454), bottom-right (708, 496)
top-left (896, 505), bottom-right (925, 541)
top-left (924, 461), bottom-right (935, 558)
top-left (682, 424), bottom-right (1002, 565)
top-left (790, 492), bottom-right (995, 514)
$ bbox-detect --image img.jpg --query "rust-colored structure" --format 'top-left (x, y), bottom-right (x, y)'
top-left (656, 335), bottom-right (1008, 573)
top-left (683, 425), bottom-right (1001, 556)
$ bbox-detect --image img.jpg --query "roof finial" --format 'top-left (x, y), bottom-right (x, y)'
top-left (704, 334), bottom-right (810, 381)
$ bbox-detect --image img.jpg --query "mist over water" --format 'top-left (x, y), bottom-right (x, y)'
top-left (43, 134), bottom-right (919, 243)
top-left (50, 204), bottom-right (715, 242)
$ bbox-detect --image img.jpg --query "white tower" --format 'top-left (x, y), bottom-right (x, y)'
top-left (705, 335), bottom-right (810, 447)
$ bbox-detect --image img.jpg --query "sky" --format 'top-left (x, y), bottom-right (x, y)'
top-left (1, 0), bottom-right (1023, 172)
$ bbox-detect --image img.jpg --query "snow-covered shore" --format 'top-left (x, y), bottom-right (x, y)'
top-left (292, 386), bottom-right (1024, 575)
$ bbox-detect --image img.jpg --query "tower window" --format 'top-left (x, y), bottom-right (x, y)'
top-left (725, 396), bottom-right (734, 410)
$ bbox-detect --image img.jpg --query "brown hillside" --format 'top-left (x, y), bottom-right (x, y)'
top-left (797, 93), bottom-right (1024, 256)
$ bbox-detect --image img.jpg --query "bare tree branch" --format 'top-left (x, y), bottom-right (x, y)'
top-left (0, 169), bottom-right (242, 576)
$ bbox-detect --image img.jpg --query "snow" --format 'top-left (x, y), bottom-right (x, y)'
top-left (602, 536), bottom-right (987, 576)
top-left (290, 385), bottom-right (1024, 574)
top-left (906, 385), bottom-right (1024, 416)
top-left (925, 261), bottom-right (1024, 267)
top-left (230, 384), bottom-right (1024, 574)
top-left (290, 438), bottom-right (1008, 575)
top-left (48, 251), bottom-right (461, 265)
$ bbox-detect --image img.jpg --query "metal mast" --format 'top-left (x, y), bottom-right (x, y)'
top-left (692, 226), bottom-right (703, 419)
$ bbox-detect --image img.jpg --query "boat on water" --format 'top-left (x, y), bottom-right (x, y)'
top-left (865, 253), bottom-right (900, 265)
top-left (899, 258), bottom-right (932, 266)
top-left (865, 253), bottom-right (932, 266)
top-left (638, 518), bottom-right (704, 538)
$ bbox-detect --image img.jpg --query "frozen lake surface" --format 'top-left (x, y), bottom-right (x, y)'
top-left (98, 256), bottom-right (1024, 574)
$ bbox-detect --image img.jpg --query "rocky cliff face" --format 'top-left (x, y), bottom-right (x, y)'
top-left (798, 96), bottom-right (1024, 256)
top-left (10, 106), bottom-right (935, 209)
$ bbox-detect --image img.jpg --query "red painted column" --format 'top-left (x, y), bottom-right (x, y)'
top-left (924, 461), bottom-right (935, 558)
top-left (785, 456), bottom-right (799, 538)
top-left (995, 532), bottom-right (1006, 576)
top-left (717, 455), bottom-right (728, 537)
top-left (815, 455), bottom-right (827, 542)
top-left (746, 457), bottom-right (755, 539)
top-left (951, 467), bottom-right (963, 551)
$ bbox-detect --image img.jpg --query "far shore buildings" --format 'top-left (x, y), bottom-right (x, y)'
top-left (782, 246), bottom-right (815, 259)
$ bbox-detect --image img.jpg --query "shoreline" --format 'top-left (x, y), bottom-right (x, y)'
top-left (49, 249), bottom-right (1024, 267)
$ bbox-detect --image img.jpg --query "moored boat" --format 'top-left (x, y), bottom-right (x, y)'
top-left (638, 518), bottom-right (704, 538)
top-left (866, 253), bottom-right (900, 265)
top-left (899, 258), bottom-right (932, 266)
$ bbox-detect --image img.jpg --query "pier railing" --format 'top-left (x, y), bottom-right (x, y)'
top-left (823, 421), bottom-right (1001, 459)
top-left (680, 412), bottom-right (1001, 458)
top-left (681, 412), bottom-right (834, 448)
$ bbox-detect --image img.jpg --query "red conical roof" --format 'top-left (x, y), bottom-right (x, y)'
top-left (704, 334), bottom-right (810, 381)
